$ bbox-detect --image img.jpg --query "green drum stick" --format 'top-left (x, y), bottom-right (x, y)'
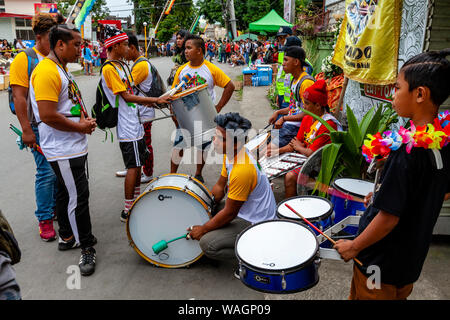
top-left (152, 234), bottom-right (188, 255)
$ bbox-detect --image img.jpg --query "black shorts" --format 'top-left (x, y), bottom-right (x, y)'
top-left (120, 139), bottom-right (149, 169)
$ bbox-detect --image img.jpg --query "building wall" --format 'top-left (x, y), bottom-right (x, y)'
top-left (0, 18), bottom-right (14, 41)
top-left (325, 0), bottom-right (345, 26)
top-left (5, 0), bottom-right (40, 16)
top-left (343, 0), bottom-right (428, 123)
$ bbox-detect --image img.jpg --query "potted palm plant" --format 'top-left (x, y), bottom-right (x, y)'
top-left (300, 102), bottom-right (398, 195)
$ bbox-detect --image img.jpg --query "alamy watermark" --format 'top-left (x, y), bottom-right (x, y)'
top-left (66, 265), bottom-right (81, 290)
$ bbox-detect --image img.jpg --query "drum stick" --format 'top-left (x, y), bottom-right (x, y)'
top-left (284, 203), bottom-right (363, 267)
top-left (296, 172), bottom-right (365, 203)
top-left (10, 124), bottom-right (44, 156)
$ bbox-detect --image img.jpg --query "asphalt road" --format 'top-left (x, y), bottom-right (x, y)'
top-left (1, 57), bottom-right (449, 300)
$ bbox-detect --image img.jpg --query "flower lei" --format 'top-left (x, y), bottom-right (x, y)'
top-left (362, 111), bottom-right (450, 163)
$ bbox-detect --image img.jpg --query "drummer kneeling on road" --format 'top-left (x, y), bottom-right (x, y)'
top-left (188, 113), bottom-right (276, 277)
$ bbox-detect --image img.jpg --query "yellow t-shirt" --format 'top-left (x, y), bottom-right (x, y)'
top-left (30, 58), bottom-right (88, 161)
top-left (32, 59), bottom-right (62, 102)
top-left (100, 60), bottom-right (143, 141)
top-left (131, 57), bottom-right (150, 86)
top-left (10, 47), bottom-right (46, 88)
top-left (172, 60), bottom-right (231, 102)
top-left (221, 152), bottom-right (257, 202)
top-left (102, 61), bottom-right (128, 95)
top-left (285, 71), bottom-right (315, 126)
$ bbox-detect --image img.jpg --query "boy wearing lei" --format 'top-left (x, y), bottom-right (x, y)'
top-left (335, 49), bottom-right (450, 300)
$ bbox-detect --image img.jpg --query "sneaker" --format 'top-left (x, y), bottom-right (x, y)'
top-left (79, 247), bottom-right (96, 276)
top-left (234, 269), bottom-right (240, 280)
top-left (140, 173), bottom-right (153, 184)
top-left (194, 175), bottom-right (205, 183)
top-left (39, 220), bottom-right (57, 242)
top-left (116, 169), bottom-right (127, 177)
top-left (120, 210), bottom-right (129, 223)
top-left (58, 236), bottom-right (80, 251)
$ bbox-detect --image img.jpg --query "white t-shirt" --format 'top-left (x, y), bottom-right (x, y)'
top-left (132, 57), bottom-right (155, 122)
top-left (30, 58), bottom-right (88, 161)
top-left (172, 60), bottom-right (231, 103)
top-left (222, 148), bottom-right (276, 224)
top-left (101, 60), bottom-right (144, 142)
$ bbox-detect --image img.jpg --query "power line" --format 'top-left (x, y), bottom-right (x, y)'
top-left (108, 3), bottom-right (194, 12)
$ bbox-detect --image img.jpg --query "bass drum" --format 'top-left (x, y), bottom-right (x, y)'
top-left (126, 174), bottom-right (213, 268)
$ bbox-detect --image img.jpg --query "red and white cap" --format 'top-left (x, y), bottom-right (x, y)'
top-left (103, 25), bottom-right (128, 48)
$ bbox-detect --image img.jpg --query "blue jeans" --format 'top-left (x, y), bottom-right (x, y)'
top-left (244, 52), bottom-right (249, 65)
top-left (273, 123), bottom-right (300, 148)
top-left (31, 126), bottom-right (57, 222)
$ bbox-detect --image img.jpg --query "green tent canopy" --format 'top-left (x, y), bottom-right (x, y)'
top-left (249, 9), bottom-right (293, 33)
top-left (234, 33), bottom-right (258, 41)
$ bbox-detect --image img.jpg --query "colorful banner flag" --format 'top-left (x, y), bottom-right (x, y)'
top-left (332, 0), bottom-right (402, 85)
top-left (165, 0), bottom-right (176, 15)
top-left (66, 0), bottom-right (97, 29)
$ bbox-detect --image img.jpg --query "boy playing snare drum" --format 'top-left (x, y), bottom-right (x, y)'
top-left (335, 49), bottom-right (450, 300)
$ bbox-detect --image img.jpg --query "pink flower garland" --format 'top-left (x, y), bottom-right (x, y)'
top-left (362, 111), bottom-right (450, 163)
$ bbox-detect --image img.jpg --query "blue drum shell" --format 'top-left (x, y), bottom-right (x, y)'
top-left (238, 259), bottom-right (320, 294)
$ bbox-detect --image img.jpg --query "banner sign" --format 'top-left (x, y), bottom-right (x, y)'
top-left (34, 4), bottom-right (58, 17)
top-left (360, 83), bottom-right (396, 103)
top-left (332, 0), bottom-right (402, 85)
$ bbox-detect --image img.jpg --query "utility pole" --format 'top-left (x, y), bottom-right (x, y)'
top-left (220, 0), bottom-right (230, 38)
top-left (228, 0), bottom-right (237, 39)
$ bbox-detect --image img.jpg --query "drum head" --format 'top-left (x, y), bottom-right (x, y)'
top-left (277, 196), bottom-right (333, 222)
top-left (333, 178), bottom-right (374, 198)
top-left (236, 220), bottom-right (318, 272)
top-left (127, 187), bottom-right (210, 268)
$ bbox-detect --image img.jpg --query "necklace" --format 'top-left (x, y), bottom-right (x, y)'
top-left (362, 111), bottom-right (450, 162)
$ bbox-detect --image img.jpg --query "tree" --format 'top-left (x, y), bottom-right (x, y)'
top-left (130, 0), bottom-right (197, 41)
top-left (197, 0), bottom-right (287, 34)
top-left (56, 0), bottom-right (110, 21)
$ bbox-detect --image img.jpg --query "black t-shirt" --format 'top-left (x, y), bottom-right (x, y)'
top-left (356, 144), bottom-right (450, 286)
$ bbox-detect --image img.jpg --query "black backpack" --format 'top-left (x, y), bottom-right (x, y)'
top-left (0, 210), bottom-right (21, 265)
top-left (8, 48), bottom-right (39, 115)
top-left (133, 56), bottom-right (166, 98)
top-left (91, 60), bottom-right (129, 130)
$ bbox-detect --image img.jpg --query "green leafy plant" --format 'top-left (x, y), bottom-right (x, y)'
top-left (267, 82), bottom-right (278, 110)
top-left (301, 102), bottom-right (398, 196)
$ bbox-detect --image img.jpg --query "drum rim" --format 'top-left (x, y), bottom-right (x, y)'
top-left (332, 177), bottom-right (374, 199)
top-left (172, 83), bottom-right (209, 99)
top-left (276, 195), bottom-right (333, 222)
top-left (238, 266), bottom-right (319, 294)
top-left (147, 173), bottom-right (214, 205)
top-left (126, 181), bottom-right (212, 268)
top-left (235, 219), bottom-right (319, 273)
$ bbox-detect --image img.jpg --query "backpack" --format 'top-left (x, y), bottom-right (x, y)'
top-left (293, 74), bottom-right (316, 106)
top-left (0, 210), bottom-right (21, 265)
top-left (8, 48), bottom-right (39, 115)
top-left (132, 57), bottom-right (166, 98)
top-left (91, 60), bottom-right (130, 130)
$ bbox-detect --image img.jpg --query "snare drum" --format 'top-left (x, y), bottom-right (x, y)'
top-left (236, 220), bottom-right (320, 294)
top-left (126, 174), bottom-right (212, 268)
top-left (276, 196), bottom-right (333, 234)
top-left (331, 178), bottom-right (374, 235)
